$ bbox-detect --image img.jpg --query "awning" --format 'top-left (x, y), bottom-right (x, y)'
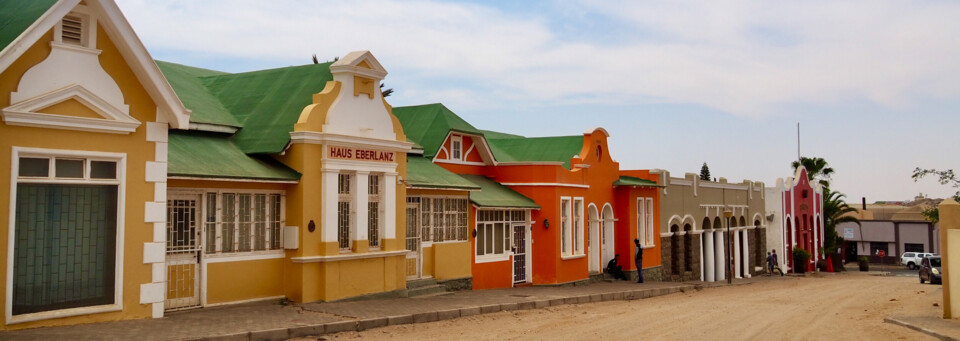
top-left (613, 176), bottom-right (663, 187)
top-left (168, 131), bottom-right (301, 181)
top-left (459, 174), bottom-right (540, 209)
top-left (406, 156), bottom-right (480, 190)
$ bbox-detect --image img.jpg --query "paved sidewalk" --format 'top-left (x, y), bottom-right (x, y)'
top-left (0, 277), bottom-right (767, 341)
top-left (885, 315), bottom-right (960, 340)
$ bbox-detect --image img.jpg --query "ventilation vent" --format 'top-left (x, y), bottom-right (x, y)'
top-left (61, 15), bottom-right (83, 46)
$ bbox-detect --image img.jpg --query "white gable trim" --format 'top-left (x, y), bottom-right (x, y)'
top-left (0, 0), bottom-right (190, 129)
top-left (3, 84), bottom-right (141, 133)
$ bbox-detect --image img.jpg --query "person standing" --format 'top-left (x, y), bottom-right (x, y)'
top-left (634, 238), bottom-right (644, 283)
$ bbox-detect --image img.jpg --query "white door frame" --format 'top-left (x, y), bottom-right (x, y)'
top-left (588, 204), bottom-right (600, 273)
top-left (601, 203), bottom-right (616, 266)
top-left (165, 191), bottom-right (203, 311)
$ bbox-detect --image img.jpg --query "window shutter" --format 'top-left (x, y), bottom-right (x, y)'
top-left (61, 15), bottom-right (84, 46)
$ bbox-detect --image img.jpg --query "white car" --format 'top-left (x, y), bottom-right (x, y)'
top-left (901, 252), bottom-right (933, 270)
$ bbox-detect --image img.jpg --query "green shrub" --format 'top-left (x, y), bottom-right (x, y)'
top-left (793, 247), bottom-right (811, 262)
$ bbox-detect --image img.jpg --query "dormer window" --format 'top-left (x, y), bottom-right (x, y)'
top-left (55, 8), bottom-right (96, 49)
top-left (451, 135), bottom-right (462, 160)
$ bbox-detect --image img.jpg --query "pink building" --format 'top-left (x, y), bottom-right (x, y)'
top-left (765, 167), bottom-right (824, 272)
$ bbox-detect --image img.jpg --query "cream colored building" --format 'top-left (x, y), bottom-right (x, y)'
top-left (651, 171), bottom-right (767, 282)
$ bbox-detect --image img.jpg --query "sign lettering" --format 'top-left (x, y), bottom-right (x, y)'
top-left (328, 145), bottom-right (395, 162)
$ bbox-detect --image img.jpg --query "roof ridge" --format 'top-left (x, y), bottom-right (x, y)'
top-left (154, 60), bottom-right (230, 75)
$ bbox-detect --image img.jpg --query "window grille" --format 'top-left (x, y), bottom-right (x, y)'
top-left (203, 191), bottom-right (283, 254)
top-left (338, 173), bottom-right (353, 250)
top-left (368, 174), bottom-right (381, 248)
top-left (413, 196), bottom-right (467, 243)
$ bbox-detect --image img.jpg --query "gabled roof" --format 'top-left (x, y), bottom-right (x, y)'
top-left (406, 156), bottom-right (480, 190)
top-left (393, 103), bottom-right (483, 158)
top-left (460, 174), bottom-right (540, 209)
top-left (0, 0), bottom-right (57, 53)
top-left (486, 135), bottom-right (583, 169)
top-left (157, 61), bottom-right (335, 153)
top-left (168, 131), bottom-right (300, 181)
top-left (0, 0), bottom-right (191, 128)
top-left (155, 61), bottom-right (239, 128)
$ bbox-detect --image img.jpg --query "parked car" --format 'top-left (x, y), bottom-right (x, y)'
top-left (901, 252), bottom-right (934, 270)
top-left (919, 255), bottom-right (942, 284)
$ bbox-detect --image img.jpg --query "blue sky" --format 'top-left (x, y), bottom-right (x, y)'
top-left (116, 0), bottom-right (960, 201)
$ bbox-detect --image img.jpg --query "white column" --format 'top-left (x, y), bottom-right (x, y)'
top-left (704, 231), bottom-right (715, 282)
top-left (733, 228), bottom-right (742, 279)
top-left (321, 169), bottom-right (339, 243)
top-left (384, 173), bottom-right (397, 239)
top-left (742, 229), bottom-right (751, 278)
top-left (355, 171), bottom-right (370, 242)
top-left (699, 232), bottom-right (705, 281)
top-left (715, 230), bottom-right (725, 281)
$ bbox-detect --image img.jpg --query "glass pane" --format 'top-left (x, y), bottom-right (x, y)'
top-left (476, 224), bottom-right (485, 256)
top-left (494, 223), bottom-right (504, 254)
top-left (222, 193), bottom-right (236, 252)
top-left (13, 184), bottom-right (117, 315)
top-left (485, 226), bottom-right (493, 254)
top-left (90, 161), bottom-right (117, 179)
top-left (55, 159), bottom-right (84, 178)
top-left (205, 193), bottom-right (217, 254)
top-left (254, 194), bottom-right (266, 251)
top-left (18, 158), bottom-right (49, 177)
top-left (270, 194), bottom-right (281, 249)
top-left (238, 194), bottom-right (252, 252)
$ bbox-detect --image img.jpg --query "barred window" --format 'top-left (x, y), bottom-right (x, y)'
top-left (204, 191), bottom-right (283, 254)
top-left (573, 198), bottom-right (584, 255)
top-left (368, 174), bottom-right (382, 248)
top-left (416, 196), bottom-right (468, 242)
top-left (338, 173), bottom-right (353, 251)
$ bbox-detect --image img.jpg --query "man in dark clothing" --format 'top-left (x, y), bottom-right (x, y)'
top-left (605, 254), bottom-right (627, 280)
top-left (634, 238), bottom-right (644, 283)
top-left (771, 249), bottom-right (783, 276)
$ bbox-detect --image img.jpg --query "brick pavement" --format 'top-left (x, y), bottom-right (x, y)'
top-left (0, 278), bottom-right (764, 341)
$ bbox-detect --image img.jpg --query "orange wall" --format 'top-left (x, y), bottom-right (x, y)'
top-left (470, 208), bottom-right (514, 289)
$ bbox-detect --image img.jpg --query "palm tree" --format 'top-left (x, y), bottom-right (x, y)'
top-left (822, 187), bottom-right (861, 257)
top-left (792, 157), bottom-right (834, 187)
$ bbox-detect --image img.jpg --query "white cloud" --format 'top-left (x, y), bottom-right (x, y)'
top-left (117, 0), bottom-right (960, 117)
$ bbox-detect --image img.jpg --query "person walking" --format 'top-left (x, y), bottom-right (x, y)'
top-left (766, 252), bottom-right (773, 276)
top-left (634, 238), bottom-right (644, 283)
top-left (771, 249), bottom-right (784, 276)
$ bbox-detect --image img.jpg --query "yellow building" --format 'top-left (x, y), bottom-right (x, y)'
top-left (0, 0), bottom-right (190, 329)
top-left (0, 0), bottom-right (464, 329)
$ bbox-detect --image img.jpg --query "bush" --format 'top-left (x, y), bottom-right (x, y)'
top-left (793, 247), bottom-right (811, 262)
top-left (858, 256), bottom-right (869, 271)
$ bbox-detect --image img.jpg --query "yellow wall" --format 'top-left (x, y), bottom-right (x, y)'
top-left (0, 25), bottom-right (158, 329)
top-left (37, 98), bottom-right (102, 118)
top-left (432, 242), bottom-right (472, 280)
top-left (206, 258), bottom-right (284, 304)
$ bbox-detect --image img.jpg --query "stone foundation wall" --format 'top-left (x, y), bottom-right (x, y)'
top-left (438, 277), bottom-right (473, 291)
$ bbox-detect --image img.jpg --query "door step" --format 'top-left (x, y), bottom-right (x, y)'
top-left (407, 284), bottom-right (448, 297)
top-left (406, 278), bottom-right (438, 289)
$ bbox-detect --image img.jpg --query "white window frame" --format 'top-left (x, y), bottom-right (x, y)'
top-left (368, 173), bottom-right (383, 250)
top-left (417, 195), bottom-right (469, 245)
top-left (560, 197), bottom-right (571, 256)
top-left (645, 198), bottom-right (654, 247)
top-left (338, 172), bottom-right (355, 252)
top-left (475, 209), bottom-right (526, 263)
top-left (195, 189), bottom-right (286, 259)
top-left (6, 147), bottom-right (126, 324)
top-left (450, 135), bottom-right (463, 161)
top-left (573, 197), bottom-right (584, 255)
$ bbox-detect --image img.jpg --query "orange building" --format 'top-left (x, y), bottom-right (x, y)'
top-left (394, 104), bottom-right (663, 288)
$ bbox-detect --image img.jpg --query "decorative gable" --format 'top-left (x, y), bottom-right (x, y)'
top-left (2, 84), bottom-right (140, 133)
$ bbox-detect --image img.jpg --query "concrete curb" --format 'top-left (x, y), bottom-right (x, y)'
top-left (883, 317), bottom-right (958, 341)
top-left (192, 283), bottom-right (712, 340)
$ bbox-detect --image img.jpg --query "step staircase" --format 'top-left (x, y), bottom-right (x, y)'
top-left (406, 278), bottom-right (451, 298)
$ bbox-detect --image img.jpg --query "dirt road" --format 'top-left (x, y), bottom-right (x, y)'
top-left (316, 273), bottom-right (942, 340)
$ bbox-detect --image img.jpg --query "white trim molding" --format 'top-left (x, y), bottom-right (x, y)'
top-left (290, 249), bottom-right (409, 263)
top-left (499, 182), bottom-right (589, 189)
top-left (3, 84), bottom-right (142, 134)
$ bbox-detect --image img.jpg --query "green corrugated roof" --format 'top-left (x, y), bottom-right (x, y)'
top-left (459, 174), bottom-right (539, 209)
top-left (168, 131), bottom-right (300, 181)
top-left (406, 156), bottom-right (480, 190)
top-left (204, 63), bottom-right (333, 153)
top-left (156, 61), bottom-right (240, 128)
top-left (480, 129), bottom-right (523, 140)
top-left (393, 103), bottom-right (483, 158)
top-left (486, 135), bottom-right (583, 169)
top-left (613, 176), bottom-right (662, 187)
top-left (0, 0), bottom-right (57, 53)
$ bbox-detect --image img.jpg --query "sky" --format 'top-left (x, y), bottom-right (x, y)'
top-left (115, 0), bottom-right (960, 202)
